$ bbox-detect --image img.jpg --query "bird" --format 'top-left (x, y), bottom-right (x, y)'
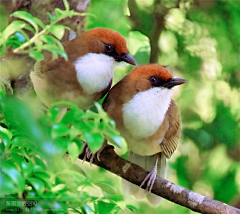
top-left (30, 27), bottom-right (136, 110)
top-left (102, 64), bottom-right (186, 206)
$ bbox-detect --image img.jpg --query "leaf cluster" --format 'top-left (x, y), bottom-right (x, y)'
top-left (0, 79), bottom-right (129, 213)
top-left (0, 0), bottom-right (79, 60)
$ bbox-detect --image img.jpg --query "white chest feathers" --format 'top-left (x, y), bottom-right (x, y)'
top-left (74, 53), bottom-right (117, 95)
top-left (122, 87), bottom-right (172, 138)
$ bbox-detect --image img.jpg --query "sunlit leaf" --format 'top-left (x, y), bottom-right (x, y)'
top-left (0, 126), bottom-right (12, 149)
top-left (29, 49), bottom-right (44, 60)
top-left (20, 160), bottom-right (34, 177)
top-left (97, 201), bottom-right (116, 214)
top-left (54, 8), bottom-right (64, 18)
top-left (68, 142), bottom-right (81, 160)
top-left (27, 178), bottom-right (45, 195)
top-left (84, 132), bottom-right (104, 154)
top-left (51, 184), bottom-right (66, 193)
top-left (48, 12), bottom-right (57, 21)
top-left (11, 11), bottom-right (39, 32)
top-left (2, 21), bottom-right (27, 40)
top-left (52, 123), bottom-right (70, 136)
top-left (61, 108), bottom-right (84, 124)
top-left (2, 160), bottom-right (25, 192)
top-left (49, 25), bottom-right (65, 40)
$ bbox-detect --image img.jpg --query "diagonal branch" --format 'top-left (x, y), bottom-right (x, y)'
top-left (78, 145), bottom-right (240, 214)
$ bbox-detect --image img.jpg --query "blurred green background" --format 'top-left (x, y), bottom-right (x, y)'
top-left (0, 0), bottom-right (239, 213)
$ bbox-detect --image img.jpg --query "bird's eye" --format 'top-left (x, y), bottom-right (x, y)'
top-left (105, 44), bottom-right (114, 53)
top-left (149, 76), bottom-right (159, 85)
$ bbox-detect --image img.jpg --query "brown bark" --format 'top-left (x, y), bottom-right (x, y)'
top-left (79, 145), bottom-right (240, 214)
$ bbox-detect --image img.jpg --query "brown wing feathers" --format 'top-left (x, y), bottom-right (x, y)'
top-left (161, 100), bottom-right (181, 158)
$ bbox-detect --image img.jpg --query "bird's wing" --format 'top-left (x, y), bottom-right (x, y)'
top-left (161, 100), bottom-right (181, 159)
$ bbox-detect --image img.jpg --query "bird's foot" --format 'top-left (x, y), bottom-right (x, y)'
top-left (82, 141), bottom-right (106, 165)
top-left (140, 164), bottom-right (157, 192)
top-left (140, 153), bottom-right (159, 192)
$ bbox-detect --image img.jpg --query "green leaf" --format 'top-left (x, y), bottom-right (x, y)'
top-left (41, 44), bottom-right (67, 60)
top-left (51, 184), bottom-right (66, 193)
top-left (106, 131), bottom-right (128, 155)
top-left (42, 140), bottom-right (66, 157)
top-left (33, 172), bottom-right (52, 189)
top-left (94, 181), bottom-right (116, 194)
top-left (68, 142), bottom-right (81, 160)
top-left (48, 12), bottom-right (57, 21)
top-left (33, 17), bottom-right (45, 29)
top-left (2, 21), bottom-right (27, 40)
top-left (126, 204), bottom-right (138, 212)
top-left (27, 177), bottom-right (45, 195)
top-left (29, 49), bottom-right (44, 60)
top-left (20, 160), bottom-right (34, 177)
top-left (97, 201), bottom-right (116, 214)
top-left (40, 35), bottom-right (63, 48)
top-left (49, 25), bottom-right (65, 40)
top-left (84, 133), bottom-right (104, 153)
top-left (74, 121), bottom-right (91, 132)
top-left (32, 165), bottom-right (45, 173)
top-left (72, 138), bottom-right (84, 153)
top-left (61, 108), bottom-right (84, 124)
top-left (0, 171), bottom-right (17, 196)
top-left (0, 126), bottom-right (12, 149)
top-left (47, 106), bottom-right (61, 122)
top-left (0, 81), bottom-right (7, 96)
top-left (11, 136), bottom-right (34, 149)
top-left (82, 204), bottom-right (94, 214)
top-left (2, 160), bottom-right (25, 192)
top-left (54, 8), bottom-right (64, 18)
top-left (52, 123), bottom-right (70, 136)
top-left (34, 156), bottom-right (47, 170)
top-left (11, 11), bottom-right (39, 32)
top-left (0, 142), bottom-right (5, 155)
top-left (23, 24), bottom-right (35, 33)
top-left (10, 153), bottom-right (25, 166)
top-left (9, 147), bottom-right (27, 156)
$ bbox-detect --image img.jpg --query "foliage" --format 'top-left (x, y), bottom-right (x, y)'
top-left (0, 0), bottom-right (240, 213)
top-left (0, 80), bottom-right (128, 213)
top-left (0, 0), bottom-right (79, 60)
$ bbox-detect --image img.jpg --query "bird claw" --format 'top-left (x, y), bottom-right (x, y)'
top-left (82, 142), bottom-right (105, 165)
top-left (140, 161), bottom-right (158, 192)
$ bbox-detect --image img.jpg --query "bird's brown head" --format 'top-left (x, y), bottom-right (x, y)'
top-left (84, 28), bottom-right (136, 65)
top-left (128, 65), bottom-right (186, 92)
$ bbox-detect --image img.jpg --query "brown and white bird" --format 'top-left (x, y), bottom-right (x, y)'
top-left (103, 64), bottom-right (186, 206)
top-left (30, 27), bottom-right (136, 109)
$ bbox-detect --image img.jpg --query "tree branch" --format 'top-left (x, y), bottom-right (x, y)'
top-left (78, 145), bottom-right (240, 214)
top-left (128, 0), bottom-right (181, 63)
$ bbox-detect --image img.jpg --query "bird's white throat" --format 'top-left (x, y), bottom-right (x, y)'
top-left (122, 87), bottom-right (172, 138)
top-left (75, 53), bottom-right (117, 94)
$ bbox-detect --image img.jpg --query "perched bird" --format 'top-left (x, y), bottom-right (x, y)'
top-left (30, 27), bottom-right (136, 109)
top-left (103, 64), bottom-right (186, 206)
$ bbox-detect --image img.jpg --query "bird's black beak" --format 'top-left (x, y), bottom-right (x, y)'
top-left (164, 78), bottom-right (186, 89)
top-left (119, 53), bottom-right (137, 65)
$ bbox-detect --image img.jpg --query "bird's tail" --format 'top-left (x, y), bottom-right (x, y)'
top-left (122, 151), bottom-right (166, 206)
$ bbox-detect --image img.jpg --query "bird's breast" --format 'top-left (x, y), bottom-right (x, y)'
top-left (74, 53), bottom-right (117, 95)
top-left (122, 87), bottom-right (172, 139)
